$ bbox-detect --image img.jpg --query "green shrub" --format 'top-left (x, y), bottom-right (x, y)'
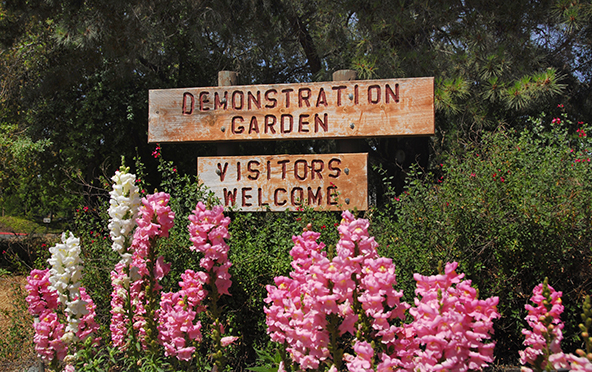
top-left (374, 113), bottom-right (592, 365)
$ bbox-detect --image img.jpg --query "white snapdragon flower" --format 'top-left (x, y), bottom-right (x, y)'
top-left (63, 354), bottom-right (77, 364)
top-left (116, 287), bottom-right (128, 299)
top-left (67, 297), bottom-right (89, 316)
top-left (48, 232), bottom-right (87, 335)
top-left (61, 331), bottom-right (76, 345)
top-left (48, 232), bottom-right (84, 303)
top-left (108, 167), bottom-right (141, 258)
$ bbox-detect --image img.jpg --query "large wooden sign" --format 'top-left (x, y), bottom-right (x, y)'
top-left (198, 153), bottom-right (368, 212)
top-left (149, 77), bottom-right (433, 143)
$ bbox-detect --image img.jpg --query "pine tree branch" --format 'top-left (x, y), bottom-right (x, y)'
top-left (285, 10), bottom-right (322, 75)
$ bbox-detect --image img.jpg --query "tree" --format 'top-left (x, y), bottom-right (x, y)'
top-left (0, 0), bottom-right (590, 214)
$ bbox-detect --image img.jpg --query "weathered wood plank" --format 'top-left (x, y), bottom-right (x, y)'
top-left (149, 77), bottom-right (434, 143)
top-left (198, 153), bottom-right (368, 212)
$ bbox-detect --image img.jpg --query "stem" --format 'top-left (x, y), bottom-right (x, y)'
top-left (123, 275), bottom-right (140, 356)
top-left (327, 313), bottom-right (342, 370)
top-left (144, 236), bottom-right (160, 353)
top-left (208, 266), bottom-right (224, 371)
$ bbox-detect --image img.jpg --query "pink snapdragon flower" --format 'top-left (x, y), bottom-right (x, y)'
top-left (26, 269), bottom-right (58, 317)
top-left (519, 280), bottom-right (569, 371)
top-left (407, 262), bottom-right (499, 371)
top-left (265, 212), bottom-right (409, 370)
top-left (221, 336), bottom-right (238, 346)
top-left (158, 291), bottom-right (201, 360)
top-left (345, 340), bottom-right (374, 372)
top-left (566, 354), bottom-right (592, 371)
top-left (33, 312), bottom-right (67, 362)
top-left (188, 202), bottom-right (232, 295)
top-left (27, 269), bottom-right (67, 362)
top-left (75, 287), bottom-right (100, 342)
top-left (157, 202), bottom-right (236, 364)
top-left (157, 269), bottom-right (208, 360)
top-left (265, 229), bottom-right (332, 369)
top-left (109, 262), bottom-right (130, 348)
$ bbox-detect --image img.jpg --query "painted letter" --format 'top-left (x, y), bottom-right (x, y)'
top-left (182, 92), bottom-right (194, 114)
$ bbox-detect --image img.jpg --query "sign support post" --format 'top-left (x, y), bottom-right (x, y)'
top-left (217, 71), bottom-right (239, 156)
top-left (333, 70), bottom-right (364, 154)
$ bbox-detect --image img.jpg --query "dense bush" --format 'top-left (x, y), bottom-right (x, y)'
top-left (373, 112), bottom-right (592, 365)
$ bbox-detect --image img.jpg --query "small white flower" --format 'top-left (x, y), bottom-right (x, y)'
top-left (63, 354), bottom-right (77, 364)
top-left (61, 331), bottom-right (77, 345)
top-left (119, 253), bottom-right (132, 267)
top-left (129, 266), bottom-right (141, 282)
top-left (121, 274), bottom-right (130, 288)
top-left (67, 298), bottom-right (89, 316)
top-left (65, 317), bottom-right (81, 334)
top-left (116, 288), bottom-right (128, 299)
top-left (108, 168), bottom-right (140, 258)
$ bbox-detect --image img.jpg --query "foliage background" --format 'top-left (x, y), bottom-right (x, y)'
top-left (3, 112), bottom-right (586, 369)
top-left (1, 0), bottom-right (591, 215)
top-left (1, 0), bottom-right (592, 370)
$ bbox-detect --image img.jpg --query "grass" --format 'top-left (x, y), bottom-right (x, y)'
top-left (0, 215), bottom-right (63, 235)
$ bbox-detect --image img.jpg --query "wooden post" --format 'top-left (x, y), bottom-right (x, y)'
top-left (218, 71), bottom-right (239, 87)
top-left (332, 70), bottom-right (357, 82)
top-left (217, 71), bottom-right (239, 156)
top-left (334, 70), bottom-right (364, 153)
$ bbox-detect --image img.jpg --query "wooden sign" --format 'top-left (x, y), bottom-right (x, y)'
top-left (198, 153), bottom-right (368, 212)
top-left (149, 77), bottom-right (433, 143)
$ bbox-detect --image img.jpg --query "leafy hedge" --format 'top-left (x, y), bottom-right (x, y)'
top-left (373, 113), bottom-right (592, 365)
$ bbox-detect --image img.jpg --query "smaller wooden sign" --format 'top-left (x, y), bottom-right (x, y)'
top-left (198, 153), bottom-right (368, 212)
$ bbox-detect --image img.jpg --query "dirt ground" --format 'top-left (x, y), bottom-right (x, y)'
top-left (0, 275), bottom-right (39, 372)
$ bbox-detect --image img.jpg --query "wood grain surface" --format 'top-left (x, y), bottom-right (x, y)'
top-left (149, 77), bottom-right (434, 142)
